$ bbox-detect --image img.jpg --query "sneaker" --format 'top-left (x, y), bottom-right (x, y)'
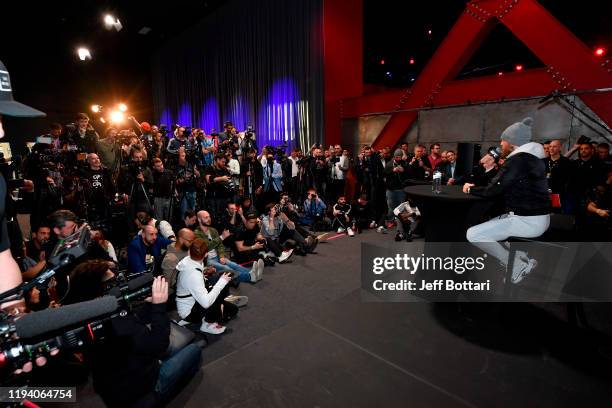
top-left (306, 236), bottom-right (319, 253)
top-left (200, 321), bottom-right (226, 334)
top-left (347, 227), bottom-right (355, 237)
top-left (249, 263), bottom-right (258, 283)
top-left (395, 232), bottom-right (405, 242)
top-left (511, 252), bottom-right (538, 284)
top-left (376, 226), bottom-right (386, 234)
top-left (225, 295), bottom-right (249, 308)
top-left (369, 221), bottom-right (377, 229)
top-left (337, 227), bottom-right (345, 234)
top-left (405, 232), bottom-right (413, 242)
top-left (278, 249), bottom-right (294, 263)
top-left (257, 259), bottom-right (265, 281)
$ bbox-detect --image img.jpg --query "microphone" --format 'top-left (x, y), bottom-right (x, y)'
top-left (14, 296), bottom-right (118, 339)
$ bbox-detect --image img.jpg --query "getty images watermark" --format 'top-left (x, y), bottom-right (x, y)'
top-left (361, 242), bottom-right (612, 302)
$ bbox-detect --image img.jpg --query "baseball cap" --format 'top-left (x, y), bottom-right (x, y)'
top-left (0, 59), bottom-right (46, 117)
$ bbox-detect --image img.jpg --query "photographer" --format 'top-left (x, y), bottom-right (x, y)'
top-left (331, 196), bottom-right (355, 236)
top-left (151, 158), bottom-right (175, 222)
top-left (127, 225), bottom-right (173, 274)
top-left (328, 145), bottom-right (349, 203)
top-left (65, 266), bottom-right (201, 407)
top-left (118, 145), bottom-right (154, 217)
top-left (309, 147), bottom-right (329, 198)
top-left (166, 125), bottom-right (195, 155)
top-left (62, 112), bottom-right (99, 153)
top-left (81, 153), bottom-right (115, 226)
top-left (240, 148), bottom-right (264, 207)
top-left (174, 149), bottom-right (199, 219)
top-left (205, 153), bottom-right (234, 220)
top-left (134, 210), bottom-right (176, 241)
top-left (239, 126), bottom-right (257, 156)
top-left (262, 149), bottom-right (283, 206)
top-left (383, 149), bottom-right (408, 228)
top-left (301, 189), bottom-right (330, 231)
top-left (176, 238), bottom-right (238, 334)
top-left (406, 144), bottom-right (429, 180)
top-left (96, 127), bottom-right (121, 174)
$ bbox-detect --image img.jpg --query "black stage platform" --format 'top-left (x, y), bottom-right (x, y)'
top-left (60, 231), bottom-right (612, 407)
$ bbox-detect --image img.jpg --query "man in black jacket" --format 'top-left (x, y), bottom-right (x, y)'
top-left (384, 149), bottom-right (408, 226)
top-left (464, 117), bottom-right (551, 284)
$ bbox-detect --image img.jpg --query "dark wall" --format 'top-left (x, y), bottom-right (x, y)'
top-left (151, 0), bottom-right (324, 151)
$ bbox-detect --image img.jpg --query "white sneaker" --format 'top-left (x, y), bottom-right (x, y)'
top-left (511, 252), bottom-right (538, 284)
top-left (347, 227), bottom-right (355, 237)
top-left (249, 263), bottom-right (258, 283)
top-left (337, 227), bottom-right (345, 233)
top-left (369, 221), bottom-right (377, 229)
top-left (224, 295), bottom-right (249, 308)
top-left (278, 249), bottom-right (294, 263)
top-left (200, 321), bottom-right (226, 334)
top-left (376, 226), bottom-right (386, 234)
top-left (257, 258), bottom-right (265, 281)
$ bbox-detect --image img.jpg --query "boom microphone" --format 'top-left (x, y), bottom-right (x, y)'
top-left (108, 273), bottom-right (153, 302)
top-left (14, 296), bottom-right (118, 339)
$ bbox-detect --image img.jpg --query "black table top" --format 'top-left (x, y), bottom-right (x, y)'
top-left (404, 184), bottom-right (484, 202)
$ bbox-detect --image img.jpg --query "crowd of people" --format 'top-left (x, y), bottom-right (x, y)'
top-left (2, 111), bottom-right (611, 406)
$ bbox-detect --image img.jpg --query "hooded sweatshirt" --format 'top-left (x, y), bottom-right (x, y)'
top-left (470, 142), bottom-right (551, 216)
top-left (175, 256), bottom-right (229, 319)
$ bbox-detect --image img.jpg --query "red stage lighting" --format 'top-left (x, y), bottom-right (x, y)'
top-left (498, 71), bottom-right (504, 76)
top-left (595, 47), bottom-right (606, 57)
top-left (380, 59), bottom-right (385, 65)
top-left (515, 64), bottom-right (524, 72)
top-left (409, 58), bottom-right (415, 65)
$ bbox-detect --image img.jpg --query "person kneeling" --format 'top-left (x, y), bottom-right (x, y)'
top-left (176, 238), bottom-right (238, 334)
top-left (393, 200), bottom-right (421, 242)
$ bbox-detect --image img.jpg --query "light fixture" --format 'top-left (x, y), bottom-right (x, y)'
top-left (110, 111), bottom-right (125, 123)
top-left (77, 47), bottom-right (92, 61)
top-left (380, 59), bottom-right (385, 65)
top-left (118, 103), bottom-right (127, 112)
top-left (91, 104), bottom-right (101, 113)
top-left (515, 64), bottom-right (524, 71)
top-left (498, 71), bottom-right (504, 76)
top-left (409, 58), bottom-right (415, 65)
top-left (104, 14), bottom-right (123, 32)
top-left (595, 47), bottom-right (606, 57)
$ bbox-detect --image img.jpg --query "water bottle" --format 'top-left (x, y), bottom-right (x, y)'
top-left (432, 170), bottom-right (442, 194)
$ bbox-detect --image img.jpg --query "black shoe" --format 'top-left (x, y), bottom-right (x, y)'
top-left (405, 233), bottom-right (413, 242)
top-left (263, 256), bottom-right (276, 267)
top-left (395, 232), bottom-right (405, 242)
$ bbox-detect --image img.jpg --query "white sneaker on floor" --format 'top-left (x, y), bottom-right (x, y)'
top-left (369, 221), bottom-right (377, 229)
top-left (337, 227), bottom-right (345, 233)
top-left (200, 321), bottom-right (226, 334)
top-left (511, 252), bottom-right (538, 284)
top-left (376, 226), bottom-right (386, 233)
top-left (249, 263), bottom-right (258, 283)
top-left (347, 227), bottom-right (355, 237)
top-left (257, 258), bottom-right (265, 281)
top-left (278, 248), bottom-right (294, 263)
top-left (225, 295), bottom-right (249, 308)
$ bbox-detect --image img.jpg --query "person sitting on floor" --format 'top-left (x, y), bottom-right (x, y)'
top-left (352, 194), bottom-right (377, 233)
top-left (301, 188), bottom-right (330, 231)
top-left (175, 238), bottom-right (238, 334)
top-left (393, 199), bottom-right (421, 242)
top-left (332, 196), bottom-right (355, 236)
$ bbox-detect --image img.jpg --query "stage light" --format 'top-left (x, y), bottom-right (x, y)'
top-left (118, 103), bottom-right (127, 112)
top-left (380, 59), bottom-right (385, 65)
top-left (427, 30), bottom-right (432, 35)
top-left (99, 117), bottom-right (106, 123)
top-left (77, 47), bottom-right (92, 61)
top-left (91, 104), bottom-right (101, 113)
top-left (110, 110), bottom-right (125, 123)
top-left (498, 71), bottom-right (504, 76)
top-left (515, 64), bottom-right (524, 72)
top-left (104, 14), bottom-right (123, 31)
top-left (595, 47), bottom-right (606, 57)
top-left (409, 58), bottom-right (415, 65)
top-left (385, 71), bottom-right (392, 77)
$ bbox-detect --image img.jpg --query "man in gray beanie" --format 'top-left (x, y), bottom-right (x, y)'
top-left (383, 148), bottom-right (409, 235)
top-left (463, 117), bottom-right (551, 284)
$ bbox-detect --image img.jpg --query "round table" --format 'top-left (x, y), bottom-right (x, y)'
top-left (404, 185), bottom-right (491, 241)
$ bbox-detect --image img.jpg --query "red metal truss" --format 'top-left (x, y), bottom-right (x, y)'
top-left (344, 0), bottom-right (612, 149)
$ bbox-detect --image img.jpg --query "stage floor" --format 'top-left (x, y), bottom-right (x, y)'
top-left (60, 230), bottom-right (612, 407)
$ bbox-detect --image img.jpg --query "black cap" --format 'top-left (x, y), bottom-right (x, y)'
top-left (0, 60), bottom-right (46, 117)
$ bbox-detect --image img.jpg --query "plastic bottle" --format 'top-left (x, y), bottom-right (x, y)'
top-left (432, 170), bottom-right (442, 193)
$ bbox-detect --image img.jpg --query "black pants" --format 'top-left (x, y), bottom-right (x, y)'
top-left (184, 285), bottom-right (237, 324)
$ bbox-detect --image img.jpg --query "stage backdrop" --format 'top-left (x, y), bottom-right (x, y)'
top-left (151, 0), bottom-right (324, 151)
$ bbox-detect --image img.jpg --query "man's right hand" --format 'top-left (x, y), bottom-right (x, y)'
top-left (463, 183), bottom-right (475, 194)
top-left (220, 272), bottom-right (233, 283)
top-left (597, 209), bottom-right (610, 218)
top-left (252, 242), bottom-right (265, 250)
top-left (145, 276), bottom-right (168, 304)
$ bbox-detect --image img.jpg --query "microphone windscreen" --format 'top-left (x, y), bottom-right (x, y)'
top-left (15, 296), bottom-right (118, 339)
top-left (127, 273), bottom-right (153, 292)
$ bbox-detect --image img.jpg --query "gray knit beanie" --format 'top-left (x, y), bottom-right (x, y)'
top-left (393, 149), bottom-right (403, 157)
top-left (500, 117), bottom-right (533, 146)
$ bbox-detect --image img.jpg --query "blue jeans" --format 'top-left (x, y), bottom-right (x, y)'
top-left (386, 189), bottom-right (406, 221)
top-left (209, 256), bottom-right (252, 282)
top-left (180, 191), bottom-right (197, 220)
top-left (156, 343), bottom-right (201, 399)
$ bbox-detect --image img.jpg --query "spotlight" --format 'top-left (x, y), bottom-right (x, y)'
top-left (409, 58), bottom-right (415, 65)
top-left (110, 111), bottom-right (125, 123)
top-left (498, 71), bottom-right (504, 76)
top-left (427, 30), bottom-right (432, 35)
top-left (595, 47), bottom-right (606, 57)
top-left (104, 14), bottom-right (123, 32)
top-left (380, 59), bottom-right (385, 65)
top-left (77, 47), bottom-right (92, 61)
top-left (118, 103), bottom-right (127, 112)
top-left (91, 104), bottom-right (101, 113)
top-left (515, 64), bottom-right (524, 72)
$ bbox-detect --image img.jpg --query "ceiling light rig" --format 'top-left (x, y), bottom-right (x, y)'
top-left (104, 14), bottom-right (123, 32)
top-left (77, 47), bottom-right (92, 61)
